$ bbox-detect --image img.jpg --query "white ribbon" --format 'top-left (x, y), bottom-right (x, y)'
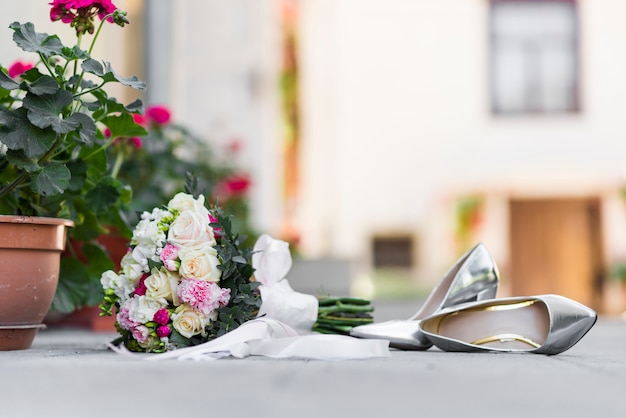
top-left (109, 235), bottom-right (390, 360)
top-left (252, 234), bottom-right (319, 334)
top-left (109, 317), bottom-right (390, 360)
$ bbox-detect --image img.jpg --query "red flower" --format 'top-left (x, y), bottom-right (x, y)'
top-left (216, 174), bottom-right (251, 200)
top-left (146, 105), bottom-right (171, 126)
top-left (7, 61), bottom-right (34, 78)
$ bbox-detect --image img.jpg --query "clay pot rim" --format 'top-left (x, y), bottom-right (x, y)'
top-left (0, 324), bottom-right (46, 330)
top-left (0, 215), bottom-right (74, 228)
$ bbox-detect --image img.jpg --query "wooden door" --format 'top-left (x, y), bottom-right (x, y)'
top-left (509, 198), bottom-right (603, 309)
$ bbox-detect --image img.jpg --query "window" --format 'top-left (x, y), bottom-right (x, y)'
top-left (489, 0), bottom-right (579, 114)
top-left (372, 236), bottom-right (414, 269)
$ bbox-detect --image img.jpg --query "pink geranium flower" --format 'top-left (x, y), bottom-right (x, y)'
top-left (49, 0), bottom-right (119, 31)
top-left (146, 105), bottom-right (171, 126)
top-left (7, 61), bottom-right (34, 78)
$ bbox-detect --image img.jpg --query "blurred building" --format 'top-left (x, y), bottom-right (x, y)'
top-left (3, 0), bottom-right (626, 310)
top-left (296, 0), bottom-right (626, 311)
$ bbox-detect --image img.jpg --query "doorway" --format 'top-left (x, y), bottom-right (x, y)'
top-left (509, 198), bottom-right (603, 309)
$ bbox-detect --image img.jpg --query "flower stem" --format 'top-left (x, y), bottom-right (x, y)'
top-left (111, 150), bottom-right (124, 179)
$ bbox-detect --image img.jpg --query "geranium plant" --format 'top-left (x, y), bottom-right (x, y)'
top-left (0, 0), bottom-right (147, 312)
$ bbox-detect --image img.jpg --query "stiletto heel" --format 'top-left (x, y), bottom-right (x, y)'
top-left (419, 294), bottom-right (597, 355)
top-left (349, 243), bottom-right (499, 350)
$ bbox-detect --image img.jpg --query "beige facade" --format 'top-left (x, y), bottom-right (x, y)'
top-left (3, 0), bottom-right (626, 310)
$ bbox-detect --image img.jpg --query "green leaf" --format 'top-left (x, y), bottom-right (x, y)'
top-left (85, 176), bottom-right (122, 214)
top-left (0, 107), bottom-right (56, 158)
top-left (0, 70), bottom-right (19, 90)
top-left (10, 22), bottom-right (64, 57)
top-left (23, 90), bottom-right (78, 134)
top-left (67, 159), bottom-right (88, 191)
top-left (25, 75), bottom-right (59, 95)
top-left (82, 59), bottom-right (146, 90)
top-left (101, 113), bottom-right (147, 138)
top-left (67, 112), bottom-right (96, 144)
top-left (52, 257), bottom-right (90, 313)
top-left (82, 243), bottom-right (115, 306)
top-left (31, 162), bottom-right (71, 196)
top-left (5, 149), bottom-right (39, 172)
top-left (169, 330), bottom-right (192, 347)
top-left (126, 99), bottom-right (144, 113)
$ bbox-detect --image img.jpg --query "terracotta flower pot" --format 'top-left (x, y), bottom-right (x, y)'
top-left (0, 215), bottom-right (73, 350)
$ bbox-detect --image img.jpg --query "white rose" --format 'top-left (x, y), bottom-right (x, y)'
top-left (178, 246), bottom-right (222, 282)
top-left (168, 193), bottom-right (208, 214)
top-left (128, 295), bottom-right (168, 324)
top-left (145, 267), bottom-right (180, 304)
top-left (168, 210), bottom-right (215, 248)
top-left (171, 304), bottom-right (212, 338)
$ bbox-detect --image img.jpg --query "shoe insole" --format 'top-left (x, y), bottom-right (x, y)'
top-left (434, 301), bottom-right (549, 350)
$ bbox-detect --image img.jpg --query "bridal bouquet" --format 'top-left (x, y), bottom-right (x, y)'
top-left (99, 192), bottom-right (260, 353)
top-left (100, 191), bottom-right (383, 358)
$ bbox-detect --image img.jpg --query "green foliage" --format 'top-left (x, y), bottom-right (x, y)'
top-left (0, 12), bottom-right (145, 312)
top-left (204, 203), bottom-right (261, 340)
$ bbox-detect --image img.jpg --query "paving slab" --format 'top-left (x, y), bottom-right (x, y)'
top-left (1, 301), bottom-right (624, 418)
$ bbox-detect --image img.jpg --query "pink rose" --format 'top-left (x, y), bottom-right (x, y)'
top-left (156, 325), bottom-right (171, 338)
top-left (146, 105), bottom-right (171, 126)
top-left (153, 308), bottom-right (170, 325)
top-left (8, 61), bottom-right (34, 78)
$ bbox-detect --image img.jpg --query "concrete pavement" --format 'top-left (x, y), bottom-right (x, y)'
top-left (1, 301), bottom-right (625, 418)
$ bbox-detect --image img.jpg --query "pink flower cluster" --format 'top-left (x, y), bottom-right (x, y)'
top-left (7, 61), bottom-right (33, 78)
top-left (177, 278), bottom-right (230, 316)
top-left (49, 0), bottom-right (117, 26)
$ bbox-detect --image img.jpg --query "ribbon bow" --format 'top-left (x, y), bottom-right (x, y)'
top-left (252, 234), bottom-right (319, 334)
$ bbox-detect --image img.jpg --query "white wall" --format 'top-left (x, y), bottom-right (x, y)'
top-left (298, 0), bottom-right (626, 282)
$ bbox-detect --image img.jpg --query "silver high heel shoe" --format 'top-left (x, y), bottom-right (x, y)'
top-left (350, 243), bottom-right (499, 350)
top-left (419, 294), bottom-right (597, 355)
